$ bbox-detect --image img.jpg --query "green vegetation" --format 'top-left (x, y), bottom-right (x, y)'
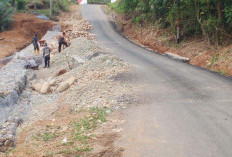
top-left (75, 146), bottom-right (93, 152)
top-left (72, 107), bottom-right (108, 155)
top-left (57, 149), bottom-right (72, 154)
top-left (210, 53), bottom-right (219, 65)
top-left (109, 0), bottom-right (124, 13)
top-left (33, 132), bottom-right (56, 141)
top-left (0, 0), bottom-right (14, 32)
top-left (109, 0), bottom-right (232, 46)
top-left (88, 0), bottom-right (110, 4)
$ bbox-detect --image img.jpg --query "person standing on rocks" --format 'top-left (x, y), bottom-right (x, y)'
top-left (58, 32), bottom-right (68, 52)
top-left (33, 33), bottom-right (40, 55)
top-left (43, 43), bottom-right (51, 68)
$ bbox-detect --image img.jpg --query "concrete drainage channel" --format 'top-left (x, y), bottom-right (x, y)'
top-left (0, 28), bottom-right (62, 152)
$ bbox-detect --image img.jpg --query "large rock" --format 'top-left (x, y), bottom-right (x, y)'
top-left (47, 77), bottom-right (56, 86)
top-left (40, 82), bottom-right (50, 94)
top-left (57, 81), bottom-right (70, 92)
top-left (32, 81), bottom-right (43, 92)
top-left (67, 76), bottom-right (76, 86)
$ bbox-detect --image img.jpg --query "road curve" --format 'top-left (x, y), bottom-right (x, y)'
top-left (81, 5), bottom-right (232, 157)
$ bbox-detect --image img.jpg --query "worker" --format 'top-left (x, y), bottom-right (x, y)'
top-left (33, 33), bottom-right (40, 55)
top-left (58, 32), bottom-right (68, 52)
top-left (43, 43), bottom-right (51, 68)
top-left (25, 58), bottom-right (39, 70)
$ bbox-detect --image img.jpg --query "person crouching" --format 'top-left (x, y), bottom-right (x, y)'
top-left (25, 58), bottom-right (39, 70)
top-left (43, 43), bottom-right (51, 68)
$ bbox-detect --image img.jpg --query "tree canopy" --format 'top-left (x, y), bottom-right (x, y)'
top-left (0, 0), bottom-right (14, 32)
top-left (113, 0), bottom-right (232, 45)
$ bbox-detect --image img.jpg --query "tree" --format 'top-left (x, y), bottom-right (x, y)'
top-left (0, 0), bottom-right (14, 32)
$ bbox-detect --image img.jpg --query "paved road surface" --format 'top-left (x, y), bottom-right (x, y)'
top-left (81, 5), bottom-right (232, 157)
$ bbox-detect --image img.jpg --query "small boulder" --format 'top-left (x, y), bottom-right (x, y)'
top-left (49, 86), bottom-right (57, 92)
top-left (67, 76), bottom-right (76, 86)
top-left (49, 79), bottom-right (56, 86)
top-left (4, 140), bottom-right (13, 147)
top-left (40, 82), bottom-right (50, 94)
top-left (57, 81), bottom-right (70, 92)
top-left (35, 83), bottom-right (43, 92)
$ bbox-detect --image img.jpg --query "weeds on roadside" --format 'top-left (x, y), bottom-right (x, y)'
top-left (44, 151), bottom-right (54, 157)
top-left (75, 146), bottom-right (93, 152)
top-left (72, 107), bottom-right (108, 153)
top-left (210, 53), bottom-right (219, 65)
top-left (57, 149), bottom-right (72, 154)
top-left (32, 132), bottom-right (56, 142)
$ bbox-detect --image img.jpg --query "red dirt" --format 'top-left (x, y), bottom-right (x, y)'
top-left (0, 13), bottom-right (53, 59)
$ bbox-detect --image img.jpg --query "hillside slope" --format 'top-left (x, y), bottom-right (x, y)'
top-left (104, 6), bottom-right (232, 76)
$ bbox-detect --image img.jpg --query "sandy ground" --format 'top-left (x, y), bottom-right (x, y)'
top-left (104, 6), bottom-right (232, 76)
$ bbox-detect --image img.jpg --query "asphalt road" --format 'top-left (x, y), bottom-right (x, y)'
top-left (81, 5), bottom-right (232, 157)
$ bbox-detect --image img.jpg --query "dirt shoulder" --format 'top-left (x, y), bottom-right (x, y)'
top-left (103, 6), bottom-right (232, 76)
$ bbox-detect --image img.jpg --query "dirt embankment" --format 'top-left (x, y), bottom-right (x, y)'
top-left (105, 6), bottom-right (232, 76)
top-left (0, 13), bottom-right (53, 59)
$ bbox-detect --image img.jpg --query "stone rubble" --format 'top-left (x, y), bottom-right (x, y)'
top-left (0, 30), bottom-right (62, 152)
top-left (0, 12), bottom-right (134, 154)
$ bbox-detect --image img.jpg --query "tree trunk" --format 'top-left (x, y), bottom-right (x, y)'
top-left (217, 1), bottom-right (222, 19)
top-left (11, 0), bottom-right (16, 7)
top-left (34, 0), bottom-right (37, 11)
top-left (50, 0), bottom-right (53, 18)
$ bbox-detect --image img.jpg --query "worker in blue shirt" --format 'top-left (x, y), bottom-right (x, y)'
top-left (33, 33), bottom-right (40, 55)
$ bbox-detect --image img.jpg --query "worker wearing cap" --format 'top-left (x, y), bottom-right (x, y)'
top-left (43, 43), bottom-right (51, 68)
top-left (33, 33), bottom-right (40, 55)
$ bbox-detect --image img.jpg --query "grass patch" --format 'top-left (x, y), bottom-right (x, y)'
top-left (217, 69), bottom-right (228, 76)
top-left (108, 1), bottom-right (124, 14)
top-left (44, 151), bottom-right (54, 157)
top-left (75, 146), bottom-right (93, 152)
top-left (36, 9), bottom-right (50, 17)
top-left (57, 149), bottom-right (72, 154)
top-left (72, 107), bottom-right (108, 151)
top-left (33, 132), bottom-right (56, 142)
top-left (210, 53), bottom-right (219, 65)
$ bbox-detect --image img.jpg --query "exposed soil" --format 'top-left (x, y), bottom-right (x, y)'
top-left (0, 13), bottom-right (53, 59)
top-left (104, 6), bottom-right (232, 76)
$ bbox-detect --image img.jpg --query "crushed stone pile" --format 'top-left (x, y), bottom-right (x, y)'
top-left (64, 20), bottom-right (94, 41)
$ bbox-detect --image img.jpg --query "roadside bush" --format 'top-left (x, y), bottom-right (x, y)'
top-left (111, 0), bottom-right (232, 46)
top-left (17, 0), bottom-right (26, 10)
